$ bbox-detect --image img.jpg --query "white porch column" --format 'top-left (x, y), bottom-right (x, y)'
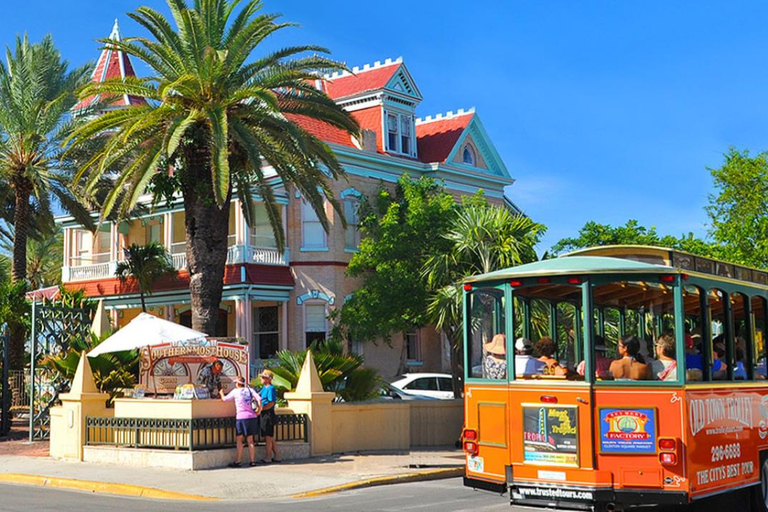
top-left (109, 222), bottom-right (118, 262)
top-left (281, 301), bottom-right (288, 351)
top-left (243, 296), bottom-right (253, 343)
top-left (63, 228), bottom-right (71, 267)
top-left (163, 212), bottom-right (173, 253)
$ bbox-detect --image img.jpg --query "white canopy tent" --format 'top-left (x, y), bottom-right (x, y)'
top-left (87, 312), bottom-right (207, 357)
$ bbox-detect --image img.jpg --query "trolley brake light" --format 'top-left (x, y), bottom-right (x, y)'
top-left (463, 441), bottom-right (478, 455)
top-left (567, 277), bottom-right (582, 285)
top-left (659, 452), bottom-right (677, 466)
top-left (540, 395), bottom-right (558, 404)
top-left (509, 280), bottom-right (523, 287)
top-left (658, 438), bottom-right (677, 451)
top-left (463, 284), bottom-right (473, 292)
top-left (462, 429), bottom-right (477, 441)
top-left (660, 275), bottom-right (675, 283)
top-left (537, 278), bottom-right (551, 284)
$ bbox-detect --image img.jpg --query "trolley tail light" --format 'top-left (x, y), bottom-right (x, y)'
top-left (463, 284), bottom-right (473, 292)
top-left (567, 277), bottom-right (582, 285)
top-left (660, 275), bottom-right (675, 283)
top-left (540, 395), bottom-right (558, 404)
top-left (658, 438), bottom-right (677, 451)
top-left (509, 280), bottom-right (523, 287)
top-left (659, 452), bottom-right (677, 466)
top-left (462, 429), bottom-right (479, 455)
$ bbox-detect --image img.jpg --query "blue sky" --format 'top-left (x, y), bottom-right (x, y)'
top-left (2, 1), bottom-right (767, 252)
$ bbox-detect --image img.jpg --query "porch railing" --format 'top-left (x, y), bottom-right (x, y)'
top-left (85, 413), bottom-right (307, 451)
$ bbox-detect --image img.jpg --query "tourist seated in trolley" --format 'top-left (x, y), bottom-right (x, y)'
top-left (576, 335), bottom-right (612, 379)
top-left (514, 337), bottom-right (546, 377)
top-left (534, 337), bottom-right (568, 376)
top-left (650, 334), bottom-right (677, 381)
top-left (609, 335), bottom-right (651, 380)
top-left (482, 334), bottom-right (507, 379)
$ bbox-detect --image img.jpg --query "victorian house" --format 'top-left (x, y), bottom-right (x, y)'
top-left (56, 23), bottom-right (518, 379)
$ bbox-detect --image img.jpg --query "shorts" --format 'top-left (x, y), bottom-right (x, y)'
top-left (235, 418), bottom-right (259, 438)
top-left (260, 409), bottom-right (276, 437)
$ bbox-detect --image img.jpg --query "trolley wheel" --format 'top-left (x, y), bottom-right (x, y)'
top-left (752, 455), bottom-right (768, 512)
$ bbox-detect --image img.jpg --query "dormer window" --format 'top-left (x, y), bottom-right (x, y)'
top-left (463, 145), bottom-right (476, 166)
top-left (385, 110), bottom-right (415, 156)
top-left (387, 114), bottom-right (398, 151)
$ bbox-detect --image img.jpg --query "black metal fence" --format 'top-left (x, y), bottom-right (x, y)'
top-left (0, 330), bottom-right (9, 436)
top-left (85, 413), bottom-right (308, 451)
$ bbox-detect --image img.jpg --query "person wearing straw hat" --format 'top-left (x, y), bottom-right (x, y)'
top-left (258, 370), bottom-right (281, 463)
top-left (482, 334), bottom-right (507, 379)
top-left (220, 376), bottom-right (261, 467)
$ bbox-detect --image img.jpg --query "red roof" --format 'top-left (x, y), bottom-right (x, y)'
top-left (416, 113), bottom-right (474, 163)
top-left (323, 62), bottom-right (401, 99)
top-left (351, 107), bottom-right (383, 152)
top-left (286, 113), bottom-right (355, 148)
top-left (73, 20), bottom-right (148, 113)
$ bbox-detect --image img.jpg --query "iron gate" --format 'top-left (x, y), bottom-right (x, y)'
top-left (29, 303), bottom-right (92, 441)
top-left (0, 326), bottom-right (9, 436)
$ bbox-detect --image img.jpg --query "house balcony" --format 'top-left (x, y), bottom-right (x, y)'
top-left (62, 244), bottom-right (290, 283)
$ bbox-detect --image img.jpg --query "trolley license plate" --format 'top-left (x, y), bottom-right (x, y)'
top-left (512, 485), bottom-right (595, 503)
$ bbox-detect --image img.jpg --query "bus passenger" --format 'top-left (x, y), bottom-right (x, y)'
top-left (609, 335), bottom-right (651, 380)
top-left (482, 334), bottom-right (507, 380)
top-left (514, 338), bottom-right (546, 377)
top-left (576, 336), bottom-right (612, 379)
top-left (651, 334), bottom-right (677, 381)
top-left (534, 337), bottom-right (567, 376)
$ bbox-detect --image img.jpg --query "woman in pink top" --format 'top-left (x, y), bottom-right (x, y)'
top-left (220, 376), bottom-right (262, 467)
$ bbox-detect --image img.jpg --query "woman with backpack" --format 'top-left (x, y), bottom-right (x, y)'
top-left (220, 375), bottom-right (262, 467)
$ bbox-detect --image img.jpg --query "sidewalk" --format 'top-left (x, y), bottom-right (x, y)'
top-left (0, 447), bottom-right (465, 501)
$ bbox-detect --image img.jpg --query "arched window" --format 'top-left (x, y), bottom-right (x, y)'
top-left (462, 145), bottom-right (476, 166)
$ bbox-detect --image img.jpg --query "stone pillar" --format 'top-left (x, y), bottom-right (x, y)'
top-left (285, 351), bottom-right (335, 457)
top-left (50, 352), bottom-right (109, 461)
top-left (280, 301), bottom-right (288, 351)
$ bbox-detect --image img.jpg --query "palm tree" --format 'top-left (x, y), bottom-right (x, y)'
top-left (424, 205), bottom-right (545, 396)
top-left (115, 242), bottom-right (176, 313)
top-left (0, 224), bottom-right (63, 289)
top-left (67, 0), bottom-right (359, 335)
top-left (0, 35), bottom-right (94, 284)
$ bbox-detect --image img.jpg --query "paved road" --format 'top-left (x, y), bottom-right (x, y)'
top-left (0, 478), bottom-right (754, 511)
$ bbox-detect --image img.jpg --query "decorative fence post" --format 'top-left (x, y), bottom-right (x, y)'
top-left (285, 350), bottom-right (335, 456)
top-left (1, 325), bottom-right (9, 436)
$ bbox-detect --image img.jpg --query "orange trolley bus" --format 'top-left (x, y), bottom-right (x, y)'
top-left (461, 246), bottom-right (768, 510)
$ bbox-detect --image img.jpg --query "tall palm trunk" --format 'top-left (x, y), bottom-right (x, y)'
top-left (182, 141), bottom-right (231, 336)
top-left (9, 178), bottom-right (31, 369)
top-left (11, 178), bottom-right (31, 284)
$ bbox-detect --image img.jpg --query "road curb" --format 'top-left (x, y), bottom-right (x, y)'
top-left (0, 473), bottom-right (217, 501)
top-left (292, 467), bottom-right (464, 498)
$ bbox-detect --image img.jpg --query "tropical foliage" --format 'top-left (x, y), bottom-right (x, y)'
top-left (115, 242), bottom-right (176, 312)
top-left (0, 279), bottom-right (30, 368)
top-left (67, 0), bottom-right (359, 336)
top-left (424, 202), bottom-right (544, 395)
top-left (0, 35), bottom-right (93, 284)
top-left (0, 224), bottom-right (63, 289)
top-left (332, 175), bottom-right (456, 374)
top-left (268, 339), bottom-right (379, 402)
top-left (40, 331), bottom-right (139, 404)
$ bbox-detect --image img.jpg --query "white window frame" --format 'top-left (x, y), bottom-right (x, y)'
top-left (384, 110), bottom-right (416, 157)
top-left (250, 202), bottom-right (278, 249)
top-left (300, 198), bottom-right (328, 251)
top-left (304, 301), bottom-right (328, 348)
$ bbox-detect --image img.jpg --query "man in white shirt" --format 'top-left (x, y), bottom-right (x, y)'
top-left (514, 338), bottom-right (546, 377)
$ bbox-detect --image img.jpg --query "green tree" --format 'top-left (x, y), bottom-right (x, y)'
top-left (551, 219), bottom-right (719, 259)
top-left (268, 339), bottom-right (379, 402)
top-left (706, 148), bottom-right (768, 269)
top-left (425, 204), bottom-right (545, 395)
top-left (67, 0), bottom-right (358, 335)
top-left (333, 175), bottom-right (456, 375)
top-left (115, 242), bottom-right (177, 312)
top-left (0, 35), bottom-right (93, 284)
